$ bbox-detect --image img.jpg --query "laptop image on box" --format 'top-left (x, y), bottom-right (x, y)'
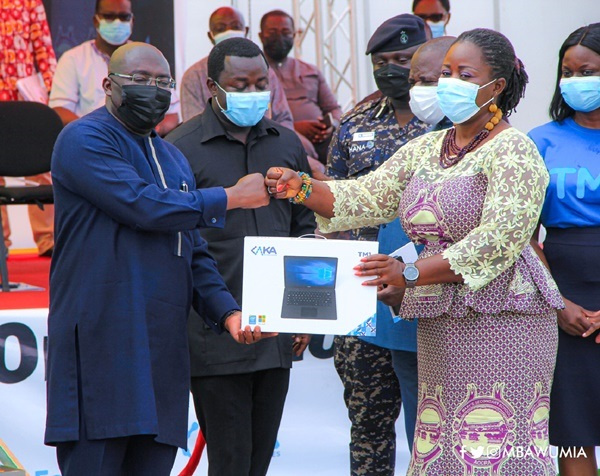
top-left (281, 256), bottom-right (338, 320)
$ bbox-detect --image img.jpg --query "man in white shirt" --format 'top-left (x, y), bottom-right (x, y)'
top-left (179, 5), bottom-right (328, 177)
top-left (49, 0), bottom-right (180, 136)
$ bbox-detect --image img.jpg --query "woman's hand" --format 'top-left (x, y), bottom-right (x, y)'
top-left (582, 309), bottom-right (600, 343)
top-left (354, 254), bottom-right (406, 288)
top-left (265, 167), bottom-right (302, 199)
top-left (557, 297), bottom-right (594, 337)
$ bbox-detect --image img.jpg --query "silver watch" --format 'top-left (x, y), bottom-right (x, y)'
top-left (402, 262), bottom-right (419, 288)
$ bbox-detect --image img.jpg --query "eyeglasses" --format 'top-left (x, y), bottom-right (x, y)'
top-left (108, 73), bottom-right (176, 90)
top-left (97, 12), bottom-right (133, 22)
top-left (415, 13), bottom-right (445, 22)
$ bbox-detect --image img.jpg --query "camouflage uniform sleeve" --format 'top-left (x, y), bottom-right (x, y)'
top-left (326, 117), bottom-right (351, 180)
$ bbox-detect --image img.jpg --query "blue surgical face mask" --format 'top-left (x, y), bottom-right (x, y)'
top-left (214, 82), bottom-right (271, 127)
top-left (97, 17), bottom-right (132, 46)
top-left (427, 21), bottom-right (446, 39)
top-left (560, 76), bottom-right (600, 113)
top-left (212, 30), bottom-right (246, 45)
top-left (437, 77), bottom-right (496, 124)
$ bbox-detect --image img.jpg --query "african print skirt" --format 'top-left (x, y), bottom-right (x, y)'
top-left (407, 311), bottom-right (558, 476)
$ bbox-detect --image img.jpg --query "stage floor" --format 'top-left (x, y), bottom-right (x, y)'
top-left (0, 253), bottom-right (50, 309)
top-left (0, 254), bottom-right (412, 475)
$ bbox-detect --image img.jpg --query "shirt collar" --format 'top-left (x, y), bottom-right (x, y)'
top-left (200, 99), bottom-right (280, 143)
top-left (91, 40), bottom-right (112, 64)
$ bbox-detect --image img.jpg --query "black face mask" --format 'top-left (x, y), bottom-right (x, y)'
top-left (118, 84), bottom-right (171, 131)
top-left (373, 64), bottom-right (411, 100)
top-left (263, 36), bottom-right (294, 62)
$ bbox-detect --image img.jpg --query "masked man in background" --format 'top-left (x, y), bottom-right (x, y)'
top-left (168, 37), bottom-right (315, 476)
top-left (50, 0), bottom-right (180, 136)
top-left (326, 14), bottom-right (429, 475)
top-left (179, 5), bottom-right (325, 175)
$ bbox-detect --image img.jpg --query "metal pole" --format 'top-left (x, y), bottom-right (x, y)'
top-left (348, 0), bottom-right (358, 105)
top-left (493, 0), bottom-right (501, 31)
top-left (314, 0), bottom-right (324, 73)
top-left (292, 0), bottom-right (303, 58)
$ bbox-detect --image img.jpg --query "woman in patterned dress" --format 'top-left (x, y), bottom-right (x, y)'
top-left (266, 29), bottom-right (563, 475)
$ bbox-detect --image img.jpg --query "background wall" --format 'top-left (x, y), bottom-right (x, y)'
top-left (9, 1), bottom-right (599, 250)
top-left (174, 0), bottom-right (598, 133)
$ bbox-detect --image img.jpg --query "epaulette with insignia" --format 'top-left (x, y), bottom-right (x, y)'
top-left (339, 93), bottom-right (387, 125)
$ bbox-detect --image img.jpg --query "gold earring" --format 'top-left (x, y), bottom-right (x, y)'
top-left (485, 103), bottom-right (503, 131)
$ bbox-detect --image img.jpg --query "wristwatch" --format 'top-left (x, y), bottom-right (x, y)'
top-left (402, 262), bottom-right (420, 288)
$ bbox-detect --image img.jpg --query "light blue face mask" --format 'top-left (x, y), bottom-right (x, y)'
top-left (428, 21), bottom-right (446, 39)
top-left (437, 77), bottom-right (496, 124)
top-left (213, 82), bottom-right (271, 127)
top-left (560, 76), bottom-right (600, 113)
top-left (97, 18), bottom-right (132, 46)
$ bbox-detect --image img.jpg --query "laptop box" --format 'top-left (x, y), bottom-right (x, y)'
top-left (242, 236), bottom-right (377, 335)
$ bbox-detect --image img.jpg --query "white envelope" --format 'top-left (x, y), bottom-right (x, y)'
top-left (16, 73), bottom-right (49, 104)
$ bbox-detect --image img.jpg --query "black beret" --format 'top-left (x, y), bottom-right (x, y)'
top-left (366, 14), bottom-right (427, 55)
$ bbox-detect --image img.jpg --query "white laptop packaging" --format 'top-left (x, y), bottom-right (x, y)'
top-left (242, 236), bottom-right (378, 335)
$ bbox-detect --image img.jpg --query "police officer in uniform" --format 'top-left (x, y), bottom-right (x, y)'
top-left (327, 14), bottom-right (431, 475)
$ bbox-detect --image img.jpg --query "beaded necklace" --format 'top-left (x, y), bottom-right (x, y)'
top-left (439, 104), bottom-right (504, 169)
top-left (439, 128), bottom-right (489, 169)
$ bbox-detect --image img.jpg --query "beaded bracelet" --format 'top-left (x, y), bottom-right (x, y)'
top-left (289, 171), bottom-right (313, 205)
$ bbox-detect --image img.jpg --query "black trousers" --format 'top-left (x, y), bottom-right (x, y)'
top-left (191, 368), bottom-right (290, 476)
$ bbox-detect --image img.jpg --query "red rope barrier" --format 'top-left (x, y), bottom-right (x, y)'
top-left (178, 430), bottom-right (206, 476)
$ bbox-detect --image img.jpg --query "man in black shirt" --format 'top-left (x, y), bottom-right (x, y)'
top-left (167, 38), bottom-right (315, 476)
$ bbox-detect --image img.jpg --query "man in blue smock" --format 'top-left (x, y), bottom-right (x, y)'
top-left (44, 42), bottom-right (270, 475)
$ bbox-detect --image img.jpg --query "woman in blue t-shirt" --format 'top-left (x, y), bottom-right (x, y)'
top-left (529, 22), bottom-right (600, 476)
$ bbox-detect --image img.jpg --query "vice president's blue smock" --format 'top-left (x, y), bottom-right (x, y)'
top-left (45, 107), bottom-right (239, 449)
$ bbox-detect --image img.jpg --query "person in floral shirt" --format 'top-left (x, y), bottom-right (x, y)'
top-left (0, 0), bottom-right (56, 256)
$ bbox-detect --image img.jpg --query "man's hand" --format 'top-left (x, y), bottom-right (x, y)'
top-left (295, 119), bottom-right (328, 143)
top-left (292, 334), bottom-right (311, 356)
top-left (223, 311), bottom-right (278, 344)
top-left (377, 284), bottom-right (405, 307)
top-left (225, 173), bottom-right (270, 210)
top-left (307, 157), bottom-right (329, 181)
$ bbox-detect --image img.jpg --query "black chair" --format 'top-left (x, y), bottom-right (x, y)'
top-left (0, 101), bottom-right (62, 292)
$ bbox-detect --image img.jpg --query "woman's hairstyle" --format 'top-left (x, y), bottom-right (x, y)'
top-left (454, 28), bottom-right (528, 117)
top-left (550, 23), bottom-right (600, 122)
top-left (412, 0), bottom-right (450, 13)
